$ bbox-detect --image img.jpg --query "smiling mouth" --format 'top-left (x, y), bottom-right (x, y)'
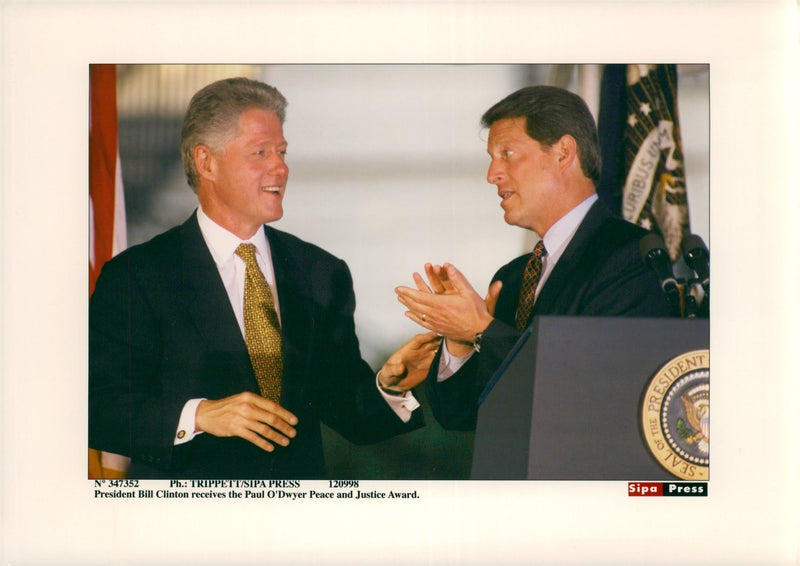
top-left (260, 186), bottom-right (282, 194)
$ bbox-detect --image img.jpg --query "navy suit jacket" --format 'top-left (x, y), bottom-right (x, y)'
top-left (427, 199), bottom-right (676, 430)
top-left (89, 212), bottom-right (422, 478)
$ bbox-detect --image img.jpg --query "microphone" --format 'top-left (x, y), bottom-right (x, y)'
top-left (639, 233), bottom-right (682, 316)
top-left (682, 234), bottom-right (710, 293)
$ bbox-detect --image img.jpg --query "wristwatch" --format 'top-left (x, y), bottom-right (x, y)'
top-left (472, 331), bottom-right (484, 353)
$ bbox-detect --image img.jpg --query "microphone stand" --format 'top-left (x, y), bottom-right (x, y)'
top-left (679, 279), bottom-right (700, 318)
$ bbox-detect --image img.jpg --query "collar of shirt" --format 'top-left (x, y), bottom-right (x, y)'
top-left (536, 193), bottom-right (598, 295)
top-left (196, 206), bottom-right (281, 328)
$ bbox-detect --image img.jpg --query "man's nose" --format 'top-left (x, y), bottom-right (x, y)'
top-left (487, 159), bottom-right (505, 185)
top-left (269, 153), bottom-right (289, 176)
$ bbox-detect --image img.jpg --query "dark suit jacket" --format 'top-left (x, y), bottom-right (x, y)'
top-left (89, 212), bottom-right (422, 479)
top-left (427, 199), bottom-right (676, 430)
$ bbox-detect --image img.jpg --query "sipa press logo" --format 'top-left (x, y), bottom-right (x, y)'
top-left (628, 482), bottom-right (708, 497)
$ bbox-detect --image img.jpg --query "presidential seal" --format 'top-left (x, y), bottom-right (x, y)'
top-left (641, 349), bottom-right (709, 480)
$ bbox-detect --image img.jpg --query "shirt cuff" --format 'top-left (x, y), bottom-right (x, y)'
top-left (376, 374), bottom-right (420, 423)
top-left (437, 340), bottom-right (475, 382)
top-left (175, 398), bottom-right (206, 445)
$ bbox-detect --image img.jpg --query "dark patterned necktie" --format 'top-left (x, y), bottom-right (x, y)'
top-left (515, 240), bottom-right (547, 331)
top-left (235, 243), bottom-right (283, 402)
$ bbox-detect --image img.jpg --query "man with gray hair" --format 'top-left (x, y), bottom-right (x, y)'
top-left (89, 77), bottom-right (438, 478)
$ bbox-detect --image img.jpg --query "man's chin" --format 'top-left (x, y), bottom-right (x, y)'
top-left (262, 208), bottom-right (284, 224)
top-left (503, 210), bottom-right (518, 227)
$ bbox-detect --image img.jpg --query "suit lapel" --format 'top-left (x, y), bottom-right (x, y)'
top-left (265, 227), bottom-right (316, 384)
top-left (179, 213), bottom-right (252, 362)
top-left (176, 217), bottom-right (316, 398)
top-left (534, 199), bottom-right (611, 314)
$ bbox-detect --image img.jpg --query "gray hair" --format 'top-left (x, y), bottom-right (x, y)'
top-left (180, 77), bottom-right (288, 191)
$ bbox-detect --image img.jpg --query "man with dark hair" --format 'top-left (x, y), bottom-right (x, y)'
top-left (89, 77), bottom-right (439, 478)
top-left (394, 85), bottom-right (675, 430)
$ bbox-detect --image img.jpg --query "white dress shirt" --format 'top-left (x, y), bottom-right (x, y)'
top-left (175, 207), bottom-right (418, 444)
top-left (437, 194), bottom-right (599, 381)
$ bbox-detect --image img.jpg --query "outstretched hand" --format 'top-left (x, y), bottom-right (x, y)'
top-left (378, 332), bottom-right (442, 393)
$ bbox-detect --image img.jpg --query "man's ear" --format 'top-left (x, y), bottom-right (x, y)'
top-left (194, 145), bottom-right (216, 182)
top-left (555, 134), bottom-right (579, 172)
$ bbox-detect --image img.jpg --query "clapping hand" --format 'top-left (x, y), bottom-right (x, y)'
top-left (395, 263), bottom-right (502, 349)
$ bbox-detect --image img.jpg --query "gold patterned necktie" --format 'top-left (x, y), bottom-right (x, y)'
top-left (235, 243), bottom-right (283, 402)
top-left (515, 240), bottom-right (547, 331)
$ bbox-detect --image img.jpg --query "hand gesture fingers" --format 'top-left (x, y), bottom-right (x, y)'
top-left (379, 332), bottom-right (442, 391)
top-left (423, 263), bottom-right (449, 294)
top-left (441, 263), bottom-right (479, 295)
top-left (395, 264), bottom-right (494, 343)
top-left (416, 263), bottom-right (458, 295)
top-left (195, 392), bottom-right (299, 453)
top-left (381, 332), bottom-right (440, 380)
top-left (485, 280), bottom-right (503, 316)
top-left (395, 285), bottom-right (440, 316)
top-left (412, 271), bottom-right (434, 294)
top-left (394, 290), bottom-right (439, 331)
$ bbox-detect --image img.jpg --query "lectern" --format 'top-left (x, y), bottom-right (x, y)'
top-left (471, 316), bottom-right (709, 480)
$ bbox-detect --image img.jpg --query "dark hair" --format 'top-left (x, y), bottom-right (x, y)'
top-left (180, 77), bottom-right (288, 191)
top-left (481, 85), bottom-right (601, 186)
